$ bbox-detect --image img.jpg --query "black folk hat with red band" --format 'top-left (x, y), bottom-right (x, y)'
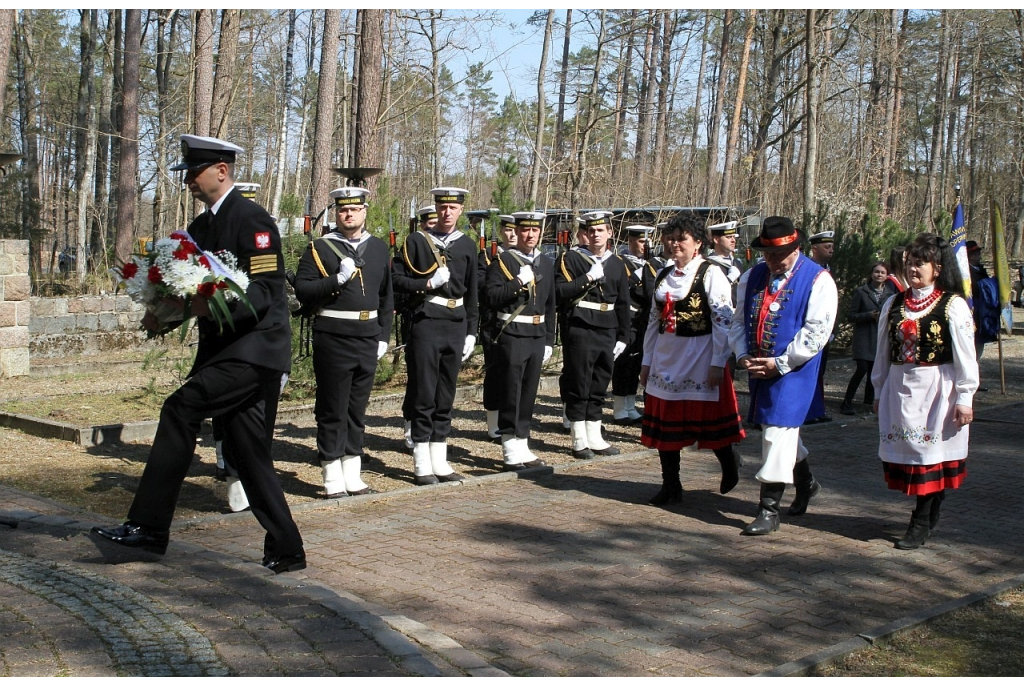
top-left (750, 216), bottom-right (806, 251)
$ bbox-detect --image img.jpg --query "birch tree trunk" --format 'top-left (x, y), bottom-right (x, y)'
top-left (113, 9), bottom-right (140, 265)
top-left (570, 10), bottom-right (606, 210)
top-left (75, 10), bottom-right (97, 281)
top-left (803, 9), bottom-right (819, 220)
top-left (271, 9), bottom-right (296, 218)
top-left (529, 10), bottom-right (554, 207)
top-left (704, 9), bottom-right (731, 205)
top-left (554, 9), bottom-right (572, 163)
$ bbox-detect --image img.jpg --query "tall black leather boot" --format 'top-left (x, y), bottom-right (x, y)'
top-left (650, 450), bottom-right (683, 505)
top-left (895, 494), bottom-right (935, 550)
top-left (788, 458), bottom-right (821, 515)
top-left (712, 445), bottom-right (741, 494)
top-left (741, 482), bottom-right (785, 535)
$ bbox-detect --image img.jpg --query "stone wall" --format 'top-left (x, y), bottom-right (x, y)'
top-left (29, 294), bottom-right (147, 358)
top-left (0, 240), bottom-right (30, 377)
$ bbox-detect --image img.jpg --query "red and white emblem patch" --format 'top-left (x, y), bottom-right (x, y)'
top-left (255, 232), bottom-right (271, 249)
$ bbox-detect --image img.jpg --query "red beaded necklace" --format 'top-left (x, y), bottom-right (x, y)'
top-left (905, 288), bottom-right (942, 312)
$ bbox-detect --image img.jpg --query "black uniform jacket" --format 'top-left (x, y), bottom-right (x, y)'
top-left (187, 187), bottom-right (291, 375)
top-left (293, 232), bottom-right (394, 342)
top-left (392, 229), bottom-right (479, 332)
top-left (555, 248), bottom-right (630, 342)
top-left (484, 249), bottom-right (557, 345)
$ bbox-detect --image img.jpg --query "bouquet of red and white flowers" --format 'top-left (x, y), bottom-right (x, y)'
top-left (113, 231), bottom-right (255, 338)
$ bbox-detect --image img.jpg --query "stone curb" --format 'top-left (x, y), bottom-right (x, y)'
top-left (757, 573), bottom-right (1024, 676)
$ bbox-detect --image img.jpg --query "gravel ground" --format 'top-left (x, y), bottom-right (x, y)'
top-left (3, 334), bottom-right (1023, 521)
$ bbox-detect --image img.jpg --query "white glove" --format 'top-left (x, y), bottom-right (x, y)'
top-left (428, 266), bottom-right (450, 289)
top-left (587, 261), bottom-right (604, 282)
top-left (377, 340), bottom-right (388, 360)
top-left (543, 346), bottom-right (553, 363)
top-left (613, 341), bottom-right (627, 360)
top-left (462, 335), bottom-right (476, 361)
top-left (518, 265), bottom-right (535, 286)
top-left (337, 257), bottom-right (357, 285)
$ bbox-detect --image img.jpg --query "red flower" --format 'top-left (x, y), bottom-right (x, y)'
top-left (198, 255), bottom-right (211, 269)
top-left (197, 281), bottom-right (216, 298)
top-left (173, 241), bottom-right (196, 260)
top-left (148, 265), bottom-right (162, 284)
top-left (215, 280), bottom-right (228, 290)
top-left (121, 262), bottom-right (138, 279)
top-left (169, 231), bottom-right (189, 241)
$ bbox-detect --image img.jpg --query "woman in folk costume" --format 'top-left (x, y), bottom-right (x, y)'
top-left (871, 233), bottom-right (978, 550)
top-left (640, 214), bottom-right (744, 505)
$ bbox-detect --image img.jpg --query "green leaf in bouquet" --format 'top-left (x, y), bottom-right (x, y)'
top-left (178, 294), bottom-right (194, 343)
top-left (208, 291), bottom-right (235, 334)
top-left (224, 278), bottom-right (257, 320)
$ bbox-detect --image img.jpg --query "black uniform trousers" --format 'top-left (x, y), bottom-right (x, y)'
top-left (312, 332), bottom-right (377, 461)
top-left (212, 376), bottom-right (282, 478)
top-left (493, 334), bottom-right (545, 438)
top-left (127, 359), bottom-right (302, 557)
top-left (481, 340), bottom-right (501, 411)
top-left (406, 316), bottom-right (467, 443)
top-left (611, 315), bottom-right (645, 396)
top-left (561, 324), bottom-right (616, 422)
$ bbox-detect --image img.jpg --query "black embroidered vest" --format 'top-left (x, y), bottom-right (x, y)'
top-left (655, 261), bottom-right (713, 337)
top-left (888, 291), bottom-right (955, 364)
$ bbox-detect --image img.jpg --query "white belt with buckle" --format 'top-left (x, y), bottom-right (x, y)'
top-left (577, 300), bottom-right (613, 312)
top-left (427, 296), bottom-right (464, 309)
top-left (497, 312), bottom-right (545, 324)
top-left (319, 309), bottom-right (377, 321)
top-left (630, 305), bottom-right (639, 312)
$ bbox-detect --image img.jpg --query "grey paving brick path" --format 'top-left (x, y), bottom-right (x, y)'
top-left (174, 400), bottom-right (1024, 676)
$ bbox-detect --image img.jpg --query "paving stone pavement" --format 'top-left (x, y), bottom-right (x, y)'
top-left (2, 391), bottom-right (1023, 675)
top-left (164, 399), bottom-right (1024, 677)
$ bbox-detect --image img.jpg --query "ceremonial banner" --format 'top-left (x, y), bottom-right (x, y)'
top-left (950, 200), bottom-right (972, 310)
top-left (990, 199), bottom-right (1014, 334)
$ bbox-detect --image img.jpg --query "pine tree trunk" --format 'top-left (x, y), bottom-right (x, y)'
top-left (721, 9), bottom-right (755, 202)
top-left (211, 9), bottom-right (240, 140)
top-left (704, 9), bottom-right (731, 205)
top-left (310, 9), bottom-right (340, 213)
top-left (554, 9), bottom-right (572, 163)
top-left (529, 10), bottom-right (554, 207)
top-left (75, 10), bottom-right (97, 282)
top-left (114, 9), bottom-right (140, 265)
top-left (803, 9), bottom-right (819, 220)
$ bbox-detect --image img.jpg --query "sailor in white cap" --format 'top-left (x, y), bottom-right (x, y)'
top-left (555, 210), bottom-right (630, 459)
top-left (611, 225), bottom-right (659, 424)
top-left (484, 210), bottom-right (555, 470)
top-left (293, 186), bottom-right (394, 498)
top-left (805, 229), bottom-right (836, 425)
top-left (92, 134), bottom-right (305, 574)
top-left (479, 214), bottom-right (518, 441)
top-left (706, 220), bottom-right (745, 285)
top-left (393, 187), bottom-right (478, 485)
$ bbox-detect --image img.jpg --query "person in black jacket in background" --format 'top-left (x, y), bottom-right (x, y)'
top-left (840, 262), bottom-right (889, 415)
top-left (484, 211), bottom-right (557, 470)
top-left (92, 134), bottom-right (304, 574)
top-left (393, 187), bottom-right (478, 485)
top-left (293, 186), bottom-right (394, 497)
top-left (555, 210), bottom-right (630, 459)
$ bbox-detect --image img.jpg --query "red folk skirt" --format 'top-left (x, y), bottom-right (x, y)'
top-left (883, 460), bottom-right (966, 496)
top-left (641, 378), bottom-right (746, 451)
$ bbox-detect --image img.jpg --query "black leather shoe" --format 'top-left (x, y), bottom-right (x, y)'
top-left (436, 472), bottom-right (465, 482)
top-left (649, 483), bottom-right (683, 506)
top-left (741, 509), bottom-right (780, 536)
top-left (90, 522), bottom-right (169, 555)
top-left (592, 446), bottom-right (620, 456)
top-left (414, 474), bottom-right (440, 486)
top-left (571, 448), bottom-right (595, 460)
top-left (262, 551), bottom-right (307, 574)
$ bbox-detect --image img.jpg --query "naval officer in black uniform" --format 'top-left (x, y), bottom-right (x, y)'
top-left (612, 225), bottom-right (658, 424)
top-left (294, 186), bottom-right (394, 498)
top-left (92, 134), bottom-right (304, 573)
top-left (556, 210), bottom-right (631, 459)
top-left (479, 214), bottom-right (517, 440)
top-left (393, 187), bottom-right (478, 485)
top-left (484, 211), bottom-right (556, 470)
top-left (403, 203), bottom-right (440, 450)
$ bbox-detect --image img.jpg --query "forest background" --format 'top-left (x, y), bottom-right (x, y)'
top-left (0, 9), bottom-right (1021, 297)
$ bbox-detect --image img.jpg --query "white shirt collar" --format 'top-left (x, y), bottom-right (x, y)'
top-left (209, 184), bottom-right (234, 215)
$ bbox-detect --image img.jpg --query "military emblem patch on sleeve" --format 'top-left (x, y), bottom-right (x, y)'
top-left (255, 232), bottom-right (271, 250)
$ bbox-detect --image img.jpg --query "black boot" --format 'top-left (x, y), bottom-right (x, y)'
top-left (650, 450), bottom-right (683, 505)
top-left (741, 483), bottom-right (785, 535)
top-left (713, 446), bottom-right (741, 494)
top-left (929, 491), bottom-right (945, 531)
top-left (788, 459), bottom-right (821, 515)
top-left (895, 495), bottom-right (934, 550)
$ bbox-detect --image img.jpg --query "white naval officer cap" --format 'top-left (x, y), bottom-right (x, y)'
top-left (430, 187), bottom-right (469, 204)
top-left (512, 211), bottom-right (545, 228)
top-left (417, 204), bottom-right (437, 220)
top-left (498, 214), bottom-right (517, 229)
top-left (330, 186), bottom-right (370, 207)
top-left (809, 230), bottom-right (835, 244)
top-left (579, 210), bottom-right (613, 227)
top-left (171, 134), bottom-right (244, 171)
top-left (624, 224), bottom-right (654, 237)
